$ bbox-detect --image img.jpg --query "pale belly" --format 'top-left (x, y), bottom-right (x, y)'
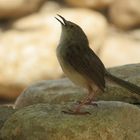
top-left (56, 46), bottom-right (100, 92)
top-left (57, 55), bottom-right (89, 88)
top-left (63, 64), bottom-right (88, 88)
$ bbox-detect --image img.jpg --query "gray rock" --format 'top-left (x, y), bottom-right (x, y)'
top-left (15, 63), bottom-right (140, 109)
top-left (0, 106), bottom-right (16, 139)
top-left (1, 102), bottom-right (140, 140)
top-left (14, 78), bottom-right (85, 109)
top-left (0, 106), bottom-right (15, 130)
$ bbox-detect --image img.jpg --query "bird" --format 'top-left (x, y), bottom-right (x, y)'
top-left (55, 14), bottom-right (140, 115)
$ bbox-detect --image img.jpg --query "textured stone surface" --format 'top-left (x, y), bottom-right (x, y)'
top-left (1, 102), bottom-right (140, 140)
top-left (0, 106), bottom-right (15, 130)
top-left (0, 0), bottom-right (45, 19)
top-left (0, 105), bottom-right (16, 139)
top-left (109, 0), bottom-right (140, 29)
top-left (15, 63), bottom-right (140, 109)
top-left (0, 8), bottom-right (107, 100)
top-left (14, 79), bottom-right (85, 109)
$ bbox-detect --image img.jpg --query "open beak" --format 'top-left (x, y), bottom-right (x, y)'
top-left (55, 14), bottom-right (67, 26)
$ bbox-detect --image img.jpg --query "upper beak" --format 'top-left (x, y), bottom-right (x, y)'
top-left (55, 14), bottom-right (67, 26)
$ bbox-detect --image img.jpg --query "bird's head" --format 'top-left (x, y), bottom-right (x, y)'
top-left (55, 14), bottom-right (88, 45)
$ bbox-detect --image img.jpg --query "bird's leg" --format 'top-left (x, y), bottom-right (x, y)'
top-left (62, 86), bottom-right (93, 115)
top-left (77, 86), bottom-right (98, 106)
top-left (84, 93), bottom-right (98, 106)
top-left (76, 89), bottom-right (92, 105)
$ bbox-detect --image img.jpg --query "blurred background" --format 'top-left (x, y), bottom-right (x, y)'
top-left (0, 0), bottom-right (140, 102)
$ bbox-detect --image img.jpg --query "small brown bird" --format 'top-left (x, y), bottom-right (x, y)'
top-left (55, 15), bottom-right (140, 115)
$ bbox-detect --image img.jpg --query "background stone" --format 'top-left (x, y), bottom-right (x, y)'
top-left (0, 0), bottom-right (46, 19)
top-left (1, 102), bottom-right (140, 140)
top-left (100, 29), bottom-right (140, 67)
top-left (65, 0), bottom-right (115, 9)
top-left (109, 0), bottom-right (140, 29)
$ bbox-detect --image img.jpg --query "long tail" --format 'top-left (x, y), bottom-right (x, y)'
top-left (105, 71), bottom-right (140, 95)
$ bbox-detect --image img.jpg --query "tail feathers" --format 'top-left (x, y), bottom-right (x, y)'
top-left (106, 72), bottom-right (140, 95)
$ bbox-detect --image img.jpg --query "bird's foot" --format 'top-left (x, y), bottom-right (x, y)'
top-left (62, 109), bottom-right (90, 115)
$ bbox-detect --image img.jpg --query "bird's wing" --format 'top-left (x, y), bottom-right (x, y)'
top-left (64, 44), bottom-right (106, 91)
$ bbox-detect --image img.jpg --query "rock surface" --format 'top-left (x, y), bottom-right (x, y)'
top-left (0, 0), bottom-right (45, 19)
top-left (65, 0), bottom-right (114, 9)
top-left (0, 105), bottom-right (15, 139)
top-left (15, 63), bottom-right (140, 109)
top-left (1, 102), bottom-right (140, 140)
top-left (109, 0), bottom-right (140, 29)
top-left (14, 79), bottom-right (85, 109)
top-left (0, 8), bottom-right (107, 100)
top-left (0, 106), bottom-right (15, 130)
